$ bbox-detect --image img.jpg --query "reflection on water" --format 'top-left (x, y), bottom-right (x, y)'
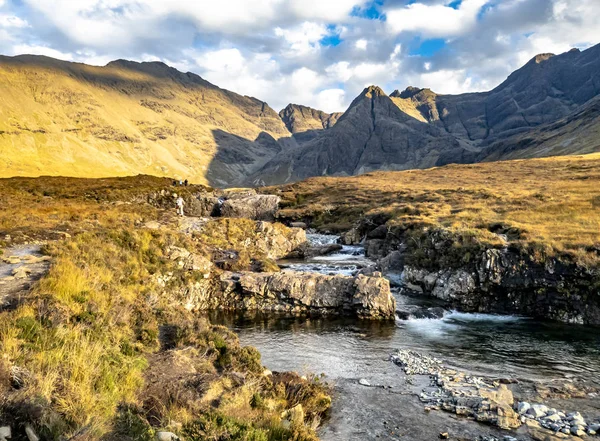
top-left (209, 309), bottom-right (600, 383)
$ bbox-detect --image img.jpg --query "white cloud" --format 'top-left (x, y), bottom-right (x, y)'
top-left (275, 22), bottom-right (328, 57)
top-left (385, 0), bottom-right (488, 37)
top-left (0, 14), bottom-right (29, 28)
top-left (326, 61), bottom-right (353, 82)
top-left (315, 89), bottom-right (346, 113)
top-left (355, 38), bottom-right (368, 50)
top-left (9, 44), bottom-right (74, 60)
top-left (288, 0), bottom-right (364, 21)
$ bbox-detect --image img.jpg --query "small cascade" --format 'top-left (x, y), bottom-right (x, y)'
top-left (280, 234), bottom-right (375, 276)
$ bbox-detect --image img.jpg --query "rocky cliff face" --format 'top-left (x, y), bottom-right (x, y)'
top-left (279, 104), bottom-right (342, 133)
top-left (344, 218), bottom-right (600, 325)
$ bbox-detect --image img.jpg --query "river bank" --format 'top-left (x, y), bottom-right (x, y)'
top-left (209, 232), bottom-right (600, 441)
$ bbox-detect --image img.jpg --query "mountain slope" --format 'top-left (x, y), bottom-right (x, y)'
top-left (251, 44), bottom-right (600, 185)
top-left (0, 55), bottom-right (293, 186)
top-left (480, 95), bottom-right (600, 161)
top-left (2, 43), bottom-right (600, 187)
top-left (248, 86), bottom-right (474, 186)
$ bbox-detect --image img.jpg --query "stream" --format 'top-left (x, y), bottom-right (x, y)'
top-left (211, 234), bottom-right (600, 440)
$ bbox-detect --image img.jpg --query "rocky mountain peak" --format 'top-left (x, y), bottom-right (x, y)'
top-left (531, 53), bottom-right (555, 64)
top-left (361, 85), bottom-right (387, 98)
top-left (279, 103), bottom-right (342, 134)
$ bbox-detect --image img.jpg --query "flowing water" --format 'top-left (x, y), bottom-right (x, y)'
top-left (211, 234), bottom-right (600, 440)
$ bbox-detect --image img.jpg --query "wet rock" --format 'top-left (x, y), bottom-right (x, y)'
top-left (290, 222), bottom-right (307, 229)
top-left (290, 243), bottom-right (343, 259)
top-left (378, 250), bottom-right (404, 273)
top-left (220, 194), bottom-right (281, 221)
top-left (395, 305), bottom-right (445, 320)
top-left (340, 227), bottom-right (362, 245)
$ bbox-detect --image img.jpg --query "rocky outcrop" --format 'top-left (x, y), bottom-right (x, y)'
top-left (147, 189), bottom-right (220, 217)
top-left (173, 271), bottom-right (395, 319)
top-left (220, 194), bottom-right (281, 221)
top-left (180, 217), bottom-right (307, 262)
top-left (400, 246), bottom-right (600, 325)
top-left (337, 217), bottom-right (600, 324)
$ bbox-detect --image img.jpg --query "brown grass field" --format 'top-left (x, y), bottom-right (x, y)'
top-left (268, 153), bottom-right (600, 266)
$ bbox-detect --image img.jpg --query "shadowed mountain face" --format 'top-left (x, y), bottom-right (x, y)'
top-left (248, 86), bottom-right (472, 186)
top-left (1, 44), bottom-right (600, 187)
top-left (250, 44), bottom-right (600, 185)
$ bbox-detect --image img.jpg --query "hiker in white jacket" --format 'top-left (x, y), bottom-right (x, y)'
top-left (176, 196), bottom-right (185, 216)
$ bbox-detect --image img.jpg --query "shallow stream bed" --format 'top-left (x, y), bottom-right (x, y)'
top-left (211, 234), bottom-right (600, 440)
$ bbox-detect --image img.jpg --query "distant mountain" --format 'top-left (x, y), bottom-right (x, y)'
top-left (248, 86), bottom-right (472, 185)
top-left (250, 44), bottom-right (600, 185)
top-left (279, 104), bottom-right (342, 143)
top-left (1, 44), bottom-right (600, 187)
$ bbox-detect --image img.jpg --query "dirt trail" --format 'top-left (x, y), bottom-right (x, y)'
top-left (0, 245), bottom-right (51, 310)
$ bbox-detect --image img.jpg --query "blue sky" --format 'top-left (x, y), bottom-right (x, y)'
top-left (0, 0), bottom-right (599, 112)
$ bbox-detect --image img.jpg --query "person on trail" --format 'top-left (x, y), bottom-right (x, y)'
top-left (184, 179), bottom-right (188, 186)
top-left (176, 196), bottom-right (185, 216)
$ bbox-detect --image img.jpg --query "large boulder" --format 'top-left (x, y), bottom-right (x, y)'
top-left (236, 271), bottom-right (395, 319)
top-left (221, 194), bottom-right (281, 221)
top-left (192, 218), bottom-right (307, 261)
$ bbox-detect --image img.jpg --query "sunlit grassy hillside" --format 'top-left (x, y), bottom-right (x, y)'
top-left (0, 175), bottom-right (330, 440)
top-left (0, 55), bottom-right (290, 186)
top-left (269, 153), bottom-right (600, 266)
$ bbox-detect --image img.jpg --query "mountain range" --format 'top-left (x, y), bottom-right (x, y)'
top-left (1, 44), bottom-right (599, 187)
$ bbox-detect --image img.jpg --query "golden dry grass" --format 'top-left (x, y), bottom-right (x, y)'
top-left (0, 175), bottom-right (331, 440)
top-left (270, 153), bottom-right (600, 266)
top-left (0, 56), bottom-right (288, 185)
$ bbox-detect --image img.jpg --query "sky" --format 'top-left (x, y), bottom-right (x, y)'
top-left (0, 0), bottom-right (599, 113)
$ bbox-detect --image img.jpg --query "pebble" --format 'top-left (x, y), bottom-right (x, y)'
top-left (156, 432), bottom-right (180, 441)
top-left (517, 402), bottom-right (531, 415)
top-left (390, 350), bottom-right (443, 375)
top-left (0, 427), bottom-right (11, 441)
top-left (25, 425), bottom-right (39, 441)
top-left (358, 378), bottom-right (371, 386)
